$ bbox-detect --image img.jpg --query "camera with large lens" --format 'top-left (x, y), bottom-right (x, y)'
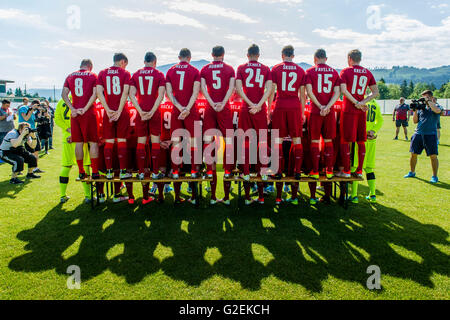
top-left (410, 98), bottom-right (427, 111)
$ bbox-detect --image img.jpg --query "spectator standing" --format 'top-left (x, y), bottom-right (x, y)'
top-left (393, 97), bottom-right (410, 140)
top-left (404, 90), bottom-right (443, 184)
top-left (36, 102), bottom-right (52, 154)
top-left (0, 99), bottom-right (16, 144)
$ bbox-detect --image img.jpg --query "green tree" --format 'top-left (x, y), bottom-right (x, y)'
top-left (6, 88), bottom-right (13, 95)
top-left (408, 81), bottom-right (414, 97)
top-left (388, 84), bottom-right (401, 99)
top-left (377, 81), bottom-right (390, 99)
top-left (400, 80), bottom-right (409, 98)
top-left (443, 82), bottom-right (450, 98)
top-left (410, 83), bottom-right (431, 99)
top-left (14, 87), bottom-right (23, 97)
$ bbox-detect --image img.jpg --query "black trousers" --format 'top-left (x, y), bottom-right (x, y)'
top-left (0, 148), bottom-right (37, 173)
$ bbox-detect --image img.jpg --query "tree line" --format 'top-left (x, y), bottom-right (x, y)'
top-left (377, 79), bottom-right (450, 100)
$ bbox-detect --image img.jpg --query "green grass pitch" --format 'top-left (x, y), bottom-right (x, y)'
top-left (0, 115), bottom-right (448, 300)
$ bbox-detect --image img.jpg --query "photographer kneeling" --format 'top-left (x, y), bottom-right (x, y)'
top-left (0, 123), bottom-right (41, 184)
top-left (404, 90), bottom-right (443, 184)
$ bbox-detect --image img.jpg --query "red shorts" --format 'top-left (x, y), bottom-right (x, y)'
top-left (340, 112), bottom-right (367, 142)
top-left (238, 107), bottom-right (268, 132)
top-left (71, 111), bottom-right (99, 143)
top-left (136, 112), bottom-right (162, 137)
top-left (203, 105), bottom-right (234, 136)
top-left (271, 107), bottom-right (302, 138)
top-left (309, 112), bottom-right (337, 141)
top-left (170, 107), bottom-right (201, 137)
top-left (103, 109), bottom-right (130, 140)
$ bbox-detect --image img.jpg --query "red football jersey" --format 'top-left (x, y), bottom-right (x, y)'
top-left (339, 65), bottom-right (376, 113)
top-left (160, 102), bottom-right (173, 142)
top-left (166, 61), bottom-right (201, 107)
top-left (130, 67), bottom-right (166, 112)
top-left (271, 62), bottom-right (306, 102)
top-left (128, 103), bottom-right (138, 140)
top-left (63, 70), bottom-right (98, 110)
top-left (305, 64), bottom-right (340, 114)
top-left (236, 61), bottom-right (272, 108)
top-left (200, 61), bottom-right (235, 104)
top-left (97, 66), bottom-right (131, 111)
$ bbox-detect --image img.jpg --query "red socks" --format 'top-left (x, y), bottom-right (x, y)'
top-left (294, 144), bottom-right (303, 174)
top-left (243, 141), bottom-right (250, 176)
top-left (277, 143), bottom-right (283, 174)
top-left (76, 159), bottom-right (85, 174)
top-left (151, 143), bottom-right (160, 173)
top-left (224, 181), bottom-right (231, 201)
top-left (136, 143), bottom-right (146, 174)
top-left (90, 157), bottom-right (99, 174)
top-left (104, 142), bottom-right (114, 170)
top-left (357, 142), bottom-right (366, 173)
top-left (210, 172), bottom-right (217, 201)
top-left (340, 142), bottom-right (350, 173)
top-left (324, 142), bottom-right (334, 173)
top-left (309, 182), bottom-right (317, 199)
top-left (310, 142), bottom-right (320, 174)
top-left (118, 142), bottom-right (128, 170)
top-left (204, 143), bottom-right (213, 174)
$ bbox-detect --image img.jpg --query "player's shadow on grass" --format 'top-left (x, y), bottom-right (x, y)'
top-left (0, 178), bottom-right (32, 199)
top-left (8, 192), bottom-right (450, 295)
top-left (415, 177), bottom-right (450, 190)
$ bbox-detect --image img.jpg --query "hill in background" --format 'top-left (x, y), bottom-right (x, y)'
top-left (23, 63), bottom-right (450, 99)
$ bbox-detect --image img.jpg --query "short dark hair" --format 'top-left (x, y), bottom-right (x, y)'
top-left (348, 49), bottom-right (362, 63)
top-left (113, 53), bottom-right (128, 63)
top-left (282, 45), bottom-right (294, 57)
top-left (212, 46), bottom-right (225, 57)
top-left (179, 48), bottom-right (191, 59)
top-left (2, 99), bottom-right (11, 105)
top-left (421, 90), bottom-right (433, 97)
top-left (18, 122), bottom-right (30, 131)
top-left (31, 99), bottom-right (40, 105)
top-left (314, 48), bottom-right (327, 59)
top-left (80, 59), bottom-right (93, 69)
top-left (247, 44), bottom-right (260, 56)
top-left (144, 52), bottom-right (157, 63)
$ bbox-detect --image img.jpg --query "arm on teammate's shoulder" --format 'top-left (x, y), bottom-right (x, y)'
top-left (165, 82), bottom-right (183, 112)
top-left (200, 78), bottom-right (215, 107)
top-left (187, 81), bottom-right (201, 111)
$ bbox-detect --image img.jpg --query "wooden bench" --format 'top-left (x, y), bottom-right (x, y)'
top-left (80, 173), bottom-right (363, 210)
top-left (223, 174), bottom-right (363, 210)
top-left (80, 176), bottom-right (212, 209)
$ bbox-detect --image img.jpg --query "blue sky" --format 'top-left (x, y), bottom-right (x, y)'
top-left (1, 0), bottom-right (449, 88)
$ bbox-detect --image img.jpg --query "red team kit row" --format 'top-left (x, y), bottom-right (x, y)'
top-left (62, 45), bottom-right (379, 204)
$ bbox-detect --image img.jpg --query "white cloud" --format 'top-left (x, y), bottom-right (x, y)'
top-left (225, 34), bottom-right (247, 41)
top-left (51, 40), bottom-right (136, 52)
top-left (260, 31), bottom-right (310, 48)
top-left (313, 14), bottom-right (450, 68)
top-left (254, 0), bottom-right (303, 5)
top-left (165, 0), bottom-right (258, 23)
top-left (106, 7), bottom-right (206, 29)
top-left (0, 8), bottom-right (61, 33)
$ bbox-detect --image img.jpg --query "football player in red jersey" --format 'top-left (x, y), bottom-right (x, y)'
top-left (97, 53), bottom-right (133, 180)
top-left (236, 44), bottom-right (273, 205)
top-left (305, 49), bottom-right (341, 180)
top-left (200, 46), bottom-right (236, 205)
top-left (62, 59), bottom-right (100, 180)
top-left (339, 49), bottom-right (379, 178)
top-left (268, 45), bottom-right (306, 185)
top-left (165, 48), bottom-right (201, 179)
top-left (129, 52), bottom-right (166, 181)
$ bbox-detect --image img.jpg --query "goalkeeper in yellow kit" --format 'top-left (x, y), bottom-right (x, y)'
top-left (350, 99), bottom-right (384, 203)
top-left (54, 98), bottom-right (93, 204)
